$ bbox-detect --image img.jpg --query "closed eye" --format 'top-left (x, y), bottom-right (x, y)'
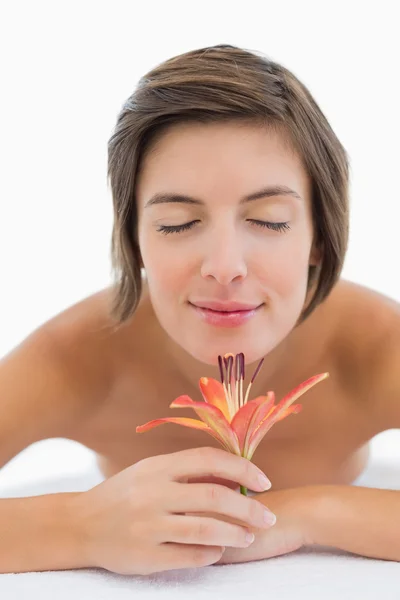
top-left (156, 220), bottom-right (291, 235)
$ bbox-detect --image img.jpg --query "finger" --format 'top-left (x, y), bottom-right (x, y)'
top-left (156, 542), bottom-right (225, 571)
top-left (166, 482), bottom-right (275, 530)
top-left (162, 514), bottom-right (255, 549)
top-left (161, 447), bottom-right (271, 493)
top-left (186, 475), bottom-right (239, 491)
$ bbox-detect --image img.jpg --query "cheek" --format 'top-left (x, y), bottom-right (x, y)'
top-left (147, 258), bottom-right (187, 297)
top-left (144, 254), bottom-right (189, 323)
top-left (256, 244), bottom-right (308, 295)
top-left (139, 234), bottom-right (182, 288)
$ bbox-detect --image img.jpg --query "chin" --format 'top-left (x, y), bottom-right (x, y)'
top-left (184, 338), bottom-right (276, 367)
top-left (182, 318), bottom-right (297, 368)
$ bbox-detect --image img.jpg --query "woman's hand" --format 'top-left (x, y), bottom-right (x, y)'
top-left (70, 447), bottom-right (276, 575)
top-left (201, 486), bottom-right (318, 565)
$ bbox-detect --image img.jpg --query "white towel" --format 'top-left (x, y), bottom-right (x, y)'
top-left (0, 449), bottom-right (399, 599)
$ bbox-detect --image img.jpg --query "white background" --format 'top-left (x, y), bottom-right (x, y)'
top-left (0, 0), bottom-right (399, 489)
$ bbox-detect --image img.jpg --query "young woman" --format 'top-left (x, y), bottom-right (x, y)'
top-left (0, 44), bottom-right (399, 576)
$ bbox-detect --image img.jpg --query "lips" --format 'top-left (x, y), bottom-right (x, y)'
top-left (190, 301), bottom-right (262, 312)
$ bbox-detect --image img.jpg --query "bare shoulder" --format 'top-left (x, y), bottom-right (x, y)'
top-left (42, 285), bottom-right (122, 407)
top-left (330, 278), bottom-right (399, 358)
top-left (0, 286), bottom-right (124, 469)
top-left (329, 278), bottom-right (400, 419)
top-left (41, 282), bottom-right (154, 403)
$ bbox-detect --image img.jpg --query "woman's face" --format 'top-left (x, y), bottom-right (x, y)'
top-left (136, 121), bottom-right (321, 366)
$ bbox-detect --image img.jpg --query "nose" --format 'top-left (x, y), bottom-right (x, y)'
top-left (200, 223), bottom-right (248, 284)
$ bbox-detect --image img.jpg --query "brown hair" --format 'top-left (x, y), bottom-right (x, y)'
top-left (107, 44), bottom-right (350, 328)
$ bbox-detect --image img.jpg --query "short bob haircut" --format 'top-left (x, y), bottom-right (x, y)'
top-left (107, 44), bottom-right (350, 328)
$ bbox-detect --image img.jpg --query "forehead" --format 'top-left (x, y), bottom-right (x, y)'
top-left (136, 121), bottom-right (311, 203)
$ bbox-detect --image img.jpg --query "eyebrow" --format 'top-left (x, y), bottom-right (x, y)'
top-left (144, 185), bottom-right (303, 208)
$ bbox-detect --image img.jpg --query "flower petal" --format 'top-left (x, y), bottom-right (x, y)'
top-left (274, 404), bottom-right (303, 422)
top-left (170, 395), bottom-right (241, 455)
top-left (136, 417), bottom-right (233, 451)
top-left (136, 417), bottom-right (210, 433)
top-left (273, 373), bottom-right (329, 416)
top-left (230, 395), bottom-right (272, 455)
top-left (246, 372), bottom-right (329, 459)
top-left (242, 392), bottom-right (276, 457)
top-left (198, 377), bottom-right (231, 422)
top-left (246, 403), bottom-right (303, 459)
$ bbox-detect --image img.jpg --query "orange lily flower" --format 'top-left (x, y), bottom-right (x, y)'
top-left (136, 352), bottom-right (329, 494)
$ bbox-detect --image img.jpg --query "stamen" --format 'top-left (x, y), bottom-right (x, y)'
top-left (228, 354), bottom-right (236, 414)
top-left (251, 357), bottom-right (264, 384)
top-left (218, 355), bottom-right (224, 384)
top-left (234, 354), bottom-right (240, 412)
top-left (218, 352), bottom-right (264, 413)
top-left (239, 353), bottom-right (244, 408)
top-left (220, 353), bottom-right (235, 419)
top-left (244, 383), bottom-right (252, 406)
top-left (222, 380), bottom-right (232, 418)
top-left (226, 355), bottom-right (234, 412)
top-left (235, 353), bottom-right (241, 380)
top-left (244, 356), bottom-right (265, 405)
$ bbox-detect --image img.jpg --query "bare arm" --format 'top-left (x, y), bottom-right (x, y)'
top-left (305, 484), bottom-right (400, 561)
top-left (210, 483), bottom-right (400, 566)
top-left (0, 492), bottom-right (87, 573)
top-left (0, 327), bottom-right (98, 468)
top-left (305, 297), bottom-right (400, 560)
top-left (0, 318), bottom-right (109, 572)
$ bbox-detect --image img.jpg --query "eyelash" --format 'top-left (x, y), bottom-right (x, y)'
top-left (156, 220), bottom-right (291, 235)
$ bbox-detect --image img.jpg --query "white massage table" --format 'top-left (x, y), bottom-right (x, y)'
top-left (0, 431), bottom-right (399, 598)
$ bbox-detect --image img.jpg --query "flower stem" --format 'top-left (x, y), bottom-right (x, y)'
top-left (240, 485), bottom-right (248, 496)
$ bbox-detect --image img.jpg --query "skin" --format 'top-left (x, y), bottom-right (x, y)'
top-left (135, 121), bottom-right (322, 378)
top-left (1, 120), bottom-right (399, 573)
top-left (63, 122), bottom-right (384, 490)
top-left (87, 276), bottom-right (374, 490)
top-left (0, 121), bottom-right (389, 494)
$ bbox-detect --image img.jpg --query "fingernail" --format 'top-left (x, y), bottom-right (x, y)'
top-left (245, 532), bottom-right (255, 544)
top-left (257, 473), bottom-right (271, 490)
top-left (264, 510), bottom-right (277, 525)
